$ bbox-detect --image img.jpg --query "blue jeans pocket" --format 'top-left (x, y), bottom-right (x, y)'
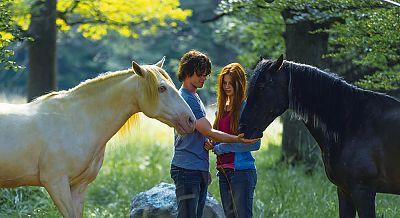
top-left (247, 170), bottom-right (257, 188)
top-left (170, 165), bottom-right (181, 183)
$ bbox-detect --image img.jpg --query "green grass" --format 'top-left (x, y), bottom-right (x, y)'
top-left (0, 112), bottom-right (399, 217)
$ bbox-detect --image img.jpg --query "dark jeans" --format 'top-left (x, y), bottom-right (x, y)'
top-left (218, 169), bottom-right (257, 218)
top-left (170, 165), bottom-right (209, 218)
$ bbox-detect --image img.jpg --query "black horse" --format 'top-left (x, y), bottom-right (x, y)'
top-left (239, 55), bottom-right (400, 218)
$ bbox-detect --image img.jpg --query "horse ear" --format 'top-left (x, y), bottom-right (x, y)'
top-left (155, 56), bottom-right (166, 68)
top-left (132, 60), bottom-right (145, 77)
top-left (272, 54), bottom-right (284, 72)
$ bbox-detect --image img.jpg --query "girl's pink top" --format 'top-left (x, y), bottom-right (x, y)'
top-left (216, 111), bottom-right (235, 169)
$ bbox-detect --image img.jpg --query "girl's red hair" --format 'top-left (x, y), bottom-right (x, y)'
top-left (213, 63), bottom-right (247, 134)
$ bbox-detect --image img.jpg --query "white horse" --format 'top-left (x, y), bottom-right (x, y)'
top-left (0, 58), bottom-right (195, 217)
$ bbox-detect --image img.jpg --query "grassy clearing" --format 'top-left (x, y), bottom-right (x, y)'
top-left (0, 104), bottom-right (399, 217)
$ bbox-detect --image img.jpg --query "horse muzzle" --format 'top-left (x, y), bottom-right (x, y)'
top-left (175, 114), bottom-right (195, 135)
top-left (239, 124), bottom-right (263, 139)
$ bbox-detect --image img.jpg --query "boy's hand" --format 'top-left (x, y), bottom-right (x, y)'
top-left (204, 139), bottom-right (214, 151)
top-left (236, 133), bottom-right (260, 144)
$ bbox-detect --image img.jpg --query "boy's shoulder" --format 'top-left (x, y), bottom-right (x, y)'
top-left (180, 89), bottom-right (201, 103)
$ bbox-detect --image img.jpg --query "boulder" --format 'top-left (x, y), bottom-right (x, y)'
top-left (130, 182), bottom-right (224, 218)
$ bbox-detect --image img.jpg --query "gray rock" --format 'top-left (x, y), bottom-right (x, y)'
top-left (130, 182), bottom-right (225, 218)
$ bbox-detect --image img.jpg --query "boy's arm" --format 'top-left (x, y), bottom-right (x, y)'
top-left (196, 117), bottom-right (257, 144)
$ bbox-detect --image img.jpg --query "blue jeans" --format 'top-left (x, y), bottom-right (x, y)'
top-left (218, 169), bottom-right (257, 218)
top-left (170, 165), bottom-right (209, 218)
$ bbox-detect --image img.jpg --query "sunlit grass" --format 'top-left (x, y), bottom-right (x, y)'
top-left (0, 98), bottom-right (399, 217)
top-left (0, 93), bottom-right (26, 104)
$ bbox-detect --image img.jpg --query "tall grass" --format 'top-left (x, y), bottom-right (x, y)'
top-left (0, 98), bottom-right (399, 217)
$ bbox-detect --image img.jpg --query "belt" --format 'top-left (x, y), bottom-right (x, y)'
top-left (217, 168), bottom-right (234, 173)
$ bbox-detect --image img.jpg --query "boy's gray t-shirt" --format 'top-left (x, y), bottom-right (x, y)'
top-left (171, 87), bottom-right (209, 172)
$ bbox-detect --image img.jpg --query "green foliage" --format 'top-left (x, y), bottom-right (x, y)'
top-left (0, 0), bottom-right (193, 95)
top-left (327, 4), bottom-right (400, 90)
top-left (217, 0), bottom-right (399, 91)
top-left (357, 70), bottom-right (400, 91)
top-left (215, 1), bottom-right (285, 67)
top-left (0, 187), bottom-right (56, 216)
top-left (0, 0), bottom-right (237, 102)
top-left (0, 0), bottom-right (23, 71)
top-left (11, 0), bottom-right (191, 40)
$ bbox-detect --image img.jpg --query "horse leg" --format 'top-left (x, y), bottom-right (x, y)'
top-left (351, 186), bottom-right (376, 218)
top-left (43, 176), bottom-right (76, 218)
top-left (337, 187), bottom-right (356, 218)
top-left (71, 183), bottom-right (88, 218)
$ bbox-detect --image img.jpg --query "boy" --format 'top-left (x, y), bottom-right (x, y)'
top-left (170, 50), bottom-right (257, 218)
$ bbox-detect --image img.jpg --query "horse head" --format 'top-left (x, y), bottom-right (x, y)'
top-left (132, 57), bottom-right (195, 135)
top-left (239, 55), bottom-right (288, 139)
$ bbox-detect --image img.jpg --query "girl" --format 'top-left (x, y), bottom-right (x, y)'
top-left (205, 63), bottom-right (261, 218)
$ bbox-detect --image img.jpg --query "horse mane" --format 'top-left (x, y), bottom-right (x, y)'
top-left (33, 91), bottom-right (67, 101)
top-left (115, 66), bottom-right (164, 137)
top-left (32, 70), bottom-right (134, 102)
top-left (284, 61), bottom-right (397, 141)
top-left (115, 65), bottom-right (178, 137)
top-left (33, 66), bottom-right (167, 138)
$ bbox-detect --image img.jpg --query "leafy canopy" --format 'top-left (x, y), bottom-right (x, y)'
top-left (11, 0), bottom-right (191, 40)
top-left (0, 0), bottom-right (23, 70)
top-left (217, 0), bottom-right (399, 91)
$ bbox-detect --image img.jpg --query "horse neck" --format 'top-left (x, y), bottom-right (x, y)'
top-left (287, 62), bottom-right (351, 142)
top-left (66, 73), bottom-right (141, 142)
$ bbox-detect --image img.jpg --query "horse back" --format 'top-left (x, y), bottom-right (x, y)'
top-left (368, 94), bottom-right (400, 141)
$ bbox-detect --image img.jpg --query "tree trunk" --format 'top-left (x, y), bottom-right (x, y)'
top-left (27, 0), bottom-right (57, 101)
top-left (281, 9), bottom-right (330, 166)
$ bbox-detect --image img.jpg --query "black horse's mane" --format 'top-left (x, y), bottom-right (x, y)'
top-left (286, 61), bottom-right (399, 140)
top-left (254, 59), bottom-right (399, 141)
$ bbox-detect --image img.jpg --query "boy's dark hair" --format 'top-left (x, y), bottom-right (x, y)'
top-left (178, 50), bottom-right (212, 82)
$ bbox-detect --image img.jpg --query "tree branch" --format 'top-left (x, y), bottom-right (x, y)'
top-left (381, 0), bottom-right (400, 7)
top-left (201, 2), bottom-right (277, 23)
top-left (201, 12), bottom-right (228, 23)
top-left (66, 0), bottom-right (80, 14)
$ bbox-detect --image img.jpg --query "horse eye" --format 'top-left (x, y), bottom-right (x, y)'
top-left (158, 85), bottom-right (166, 93)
